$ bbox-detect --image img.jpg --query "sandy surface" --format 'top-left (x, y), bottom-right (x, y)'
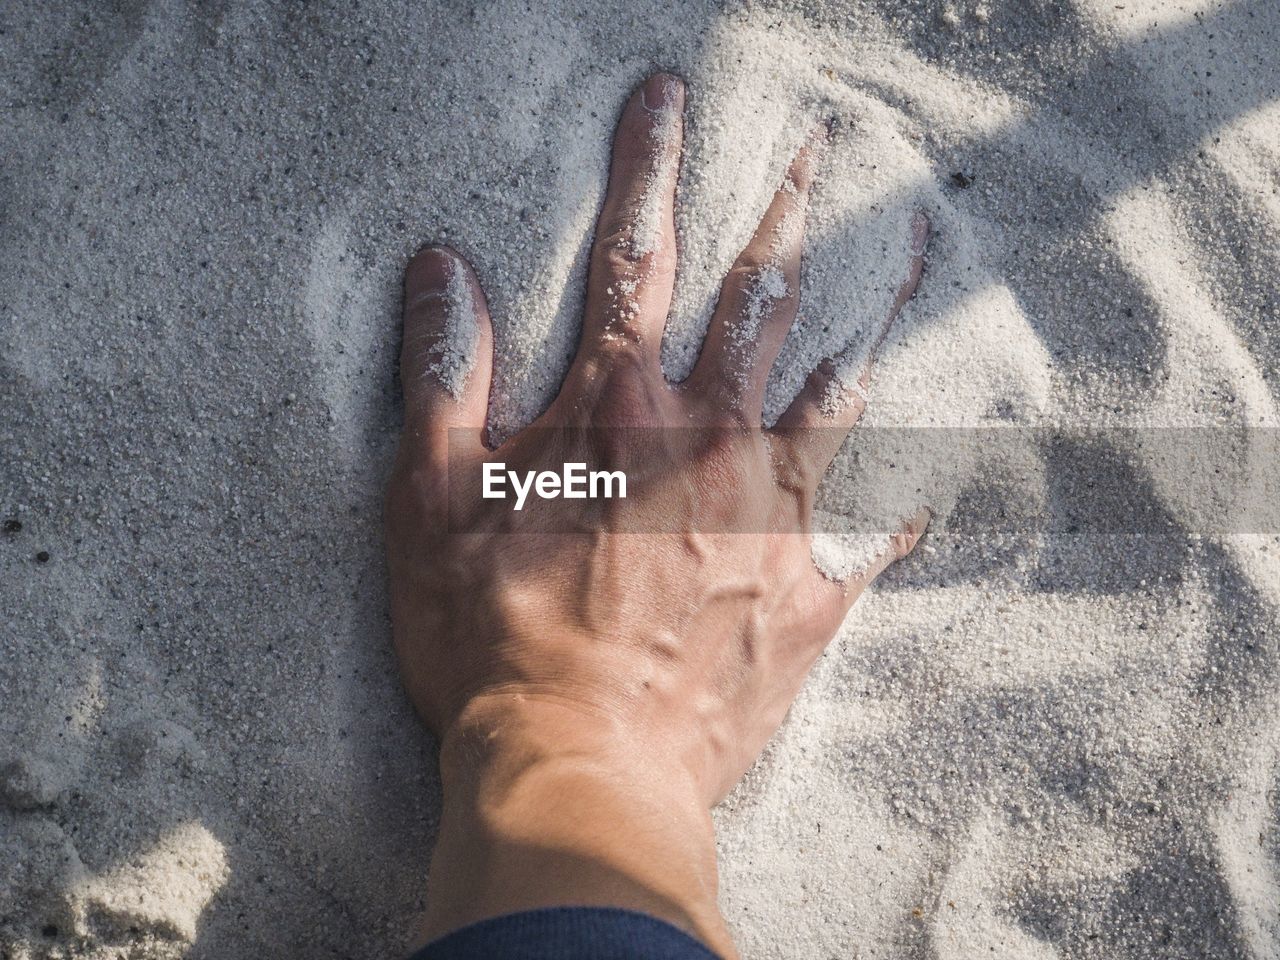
top-left (2, 0), bottom-right (1279, 957)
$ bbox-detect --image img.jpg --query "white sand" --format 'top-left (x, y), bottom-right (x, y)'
top-left (2, 0), bottom-right (1278, 957)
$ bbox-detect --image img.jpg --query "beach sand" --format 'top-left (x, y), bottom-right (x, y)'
top-left (2, 0), bottom-right (1278, 956)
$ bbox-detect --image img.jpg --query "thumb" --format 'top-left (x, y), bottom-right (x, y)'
top-left (400, 245), bottom-right (494, 464)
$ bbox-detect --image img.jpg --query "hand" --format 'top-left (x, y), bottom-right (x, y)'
top-left (385, 72), bottom-right (929, 956)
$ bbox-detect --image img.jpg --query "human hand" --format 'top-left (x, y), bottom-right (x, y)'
top-left (385, 72), bottom-right (928, 955)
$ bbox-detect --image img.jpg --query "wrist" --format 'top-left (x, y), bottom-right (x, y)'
top-left (424, 691), bottom-right (734, 957)
top-left (438, 689), bottom-right (696, 797)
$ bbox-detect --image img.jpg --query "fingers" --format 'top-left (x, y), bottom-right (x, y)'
top-left (772, 212), bottom-right (929, 470)
top-left (686, 127), bottom-right (827, 420)
top-left (575, 73), bottom-right (685, 368)
top-left (400, 246), bottom-right (494, 463)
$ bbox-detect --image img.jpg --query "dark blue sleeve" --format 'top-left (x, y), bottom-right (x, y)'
top-left (408, 907), bottom-right (721, 960)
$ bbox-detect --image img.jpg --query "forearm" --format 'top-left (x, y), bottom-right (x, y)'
top-left (422, 694), bottom-right (735, 958)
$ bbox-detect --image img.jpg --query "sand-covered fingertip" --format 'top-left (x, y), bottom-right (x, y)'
top-left (630, 72), bottom-right (685, 260)
top-left (810, 505), bottom-right (931, 586)
top-left (403, 246), bottom-right (485, 403)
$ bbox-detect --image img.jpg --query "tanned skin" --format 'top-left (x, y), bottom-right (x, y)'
top-left (385, 72), bottom-right (929, 958)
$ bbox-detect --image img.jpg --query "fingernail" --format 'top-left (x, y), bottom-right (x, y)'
top-left (642, 72), bottom-right (683, 112)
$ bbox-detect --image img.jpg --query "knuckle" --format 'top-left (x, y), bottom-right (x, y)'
top-left (795, 365), bottom-right (837, 419)
top-left (800, 360), bottom-right (865, 425)
top-left (725, 258), bottom-right (772, 289)
top-left (803, 366), bottom-right (832, 399)
top-left (808, 358), bottom-right (837, 389)
top-left (590, 331), bottom-right (648, 372)
top-left (592, 221), bottom-right (674, 281)
top-left (593, 225), bottom-right (639, 272)
top-left (891, 526), bottom-right (918, 557)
